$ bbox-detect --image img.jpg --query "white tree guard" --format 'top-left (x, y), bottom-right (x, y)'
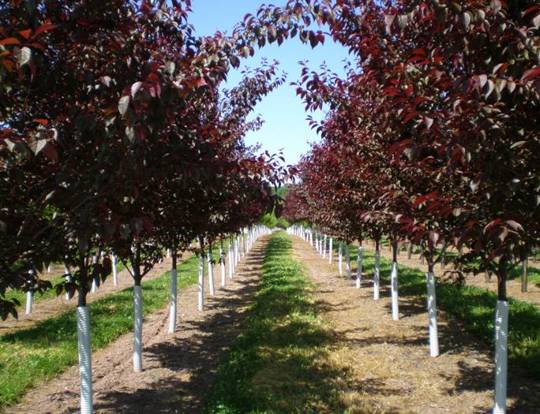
top-left (198, 255), bottom-right (205, 311)
top-left (25, 290), bottom-right (33, 315)
top-left (220, 247), bottom-right (226, 288)
top-left (390, 261), bottom-right (399, 320)
top-left (207, 252), bottom-right (215, 296)
top-left (77, 306), bottom-right (93, 414)
top-left (65, 264), bottom-right (73, 301)
top-left (322, 235), bottom-right (327, 258)
top-left (493, 300), bottom-right (509, 414)
top-left (228, 244), bottom-right (233, 279)
top-left (426, 271), bottom-right (439, 357)
top-left (345, 245), bottom-right (352, 278)
top-left (133, 285), bottom-right (143, 372)
top-left (240, 235), bottom-right (245, 257)
top-left (356, 246), bottom-right (363, 289)
top-left (112, 254), bottom-right (118, 286)
top-left (338, 244), bottom-right (343, 276)
top-left (374, 248), bottom-right (380, 300)
top-left (168, 269), bottom-right (177, 334)
top-left (328, 238), bottom-right (333, 264)
top-left (234, 239), bottom-right (239, 267)
top-left (47, 264), bottom-right (52, 273)
top-left (91, 255), bottom-right (98, 293)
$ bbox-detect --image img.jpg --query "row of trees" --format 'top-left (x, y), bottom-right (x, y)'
top-left (276, 1), bottom-right (539, 414)
top-left (1, 0), bottom-right (538, 413)
top-left (0, 1), bottom-right (288, 412)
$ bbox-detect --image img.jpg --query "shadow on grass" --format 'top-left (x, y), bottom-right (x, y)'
top-left (201, 233), bottom-right (395, 414)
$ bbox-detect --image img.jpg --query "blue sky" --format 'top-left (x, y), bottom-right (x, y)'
top-left (189, 1), bottom-right (350, 165)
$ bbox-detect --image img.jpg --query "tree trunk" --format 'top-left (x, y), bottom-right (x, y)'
top-left (345, 244), bottom-right (352, 278)
top-left (91, 255), bottom-right (98, 293)
top-left (338, 243), bottom-right (343, 276)
top-left (391, 241), bottom-right (399, 320)
top-left (112, 254), bottom-right (118, 286)
top-left (521, 258), bottom-right (528, 293)
top-left (374, 240), bottom-right (381, 300)
top-left (228, 241), bottom-right (234, 279)
top-left (77, 305), bottom-right (93, 414)
top-left (198, 252), bottom-right (205, 311)
top-left (234, 237), bottom-right (239, 267)
top-left (220, 243), bottom-right (226, 288)
top-left (168, 252), bottom-right (178, 334)
top-left (426, 260), bottom-right (439, 357)
top-left (407, 242), bottom-right (413, 260)
top-left (356, 244), bottom-right (363, 289)
top-left (493, 258), bottom-right (508, 414)
top-left (64, 264), bottom-right (73, 300)
top-left (25, 290), bottom-right (33, 315)
top-left (130, 244), bottom-right (144, 373)
top-left (207, 245), bottom-right (215, 296)
top-left (328, 238), bottom-right (333, 264)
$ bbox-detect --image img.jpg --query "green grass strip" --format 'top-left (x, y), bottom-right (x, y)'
top-left (205, 232), bottom-right (350, 414)
top-left (345, 246), bottom-right (540, 380)
top-left (5, 261), bottom-right (128, 309)
top-left (0, 255), bottom-right (199, 407)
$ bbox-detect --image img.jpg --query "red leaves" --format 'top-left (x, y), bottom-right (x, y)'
top-left (34, 21), bottom-right (56, 37)
top-left (413, 192), bottom-right (438, 208)
top-left (521, 67), bottom-right (540, 83)
top-left (0, 37), bottom-right (20, 46)
top-left (18, 29), bottom-right (32, 40)
top-left (383, 86), bottom-right (401, 97)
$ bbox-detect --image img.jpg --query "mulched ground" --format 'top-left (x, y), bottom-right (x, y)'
top-left (291, 236), bottom-right (540, 414)
top-left (6, 239), bottom-right (267, 414)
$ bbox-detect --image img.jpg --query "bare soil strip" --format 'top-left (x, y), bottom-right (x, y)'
top-left (6, 239), bottom-right (267, 414)
top-left (291, 236), bottom-right (540, 414)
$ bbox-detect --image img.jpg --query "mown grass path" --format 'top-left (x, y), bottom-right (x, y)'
top-left (206, 233), bottom-right (540, 413)
top-left (205, 232), bottom-right (351, 413)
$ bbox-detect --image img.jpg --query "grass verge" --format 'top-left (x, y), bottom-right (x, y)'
top-left (205, 232), bottom-right (350, 413)
top-left (0, 255), bottom-right (199, 407)
top-left (5, 261), bottom-right (128, 310)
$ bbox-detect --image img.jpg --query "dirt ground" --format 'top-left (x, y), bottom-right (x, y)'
top-left (5, 239), bottom-right (267, 414)
top-left (362, 241), bottom-right (540, 308)
top-left (292, 236), bottom-right (540, 414)
top-left (0, 255), bottom-right (192, 335)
